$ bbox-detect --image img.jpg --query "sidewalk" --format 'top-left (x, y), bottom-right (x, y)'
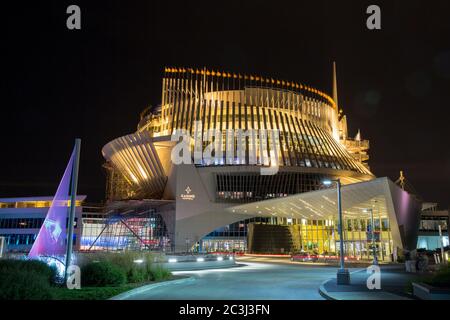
top-left (238, 255), bottom-right (398, 268)
top-left (319, 266), bottom-right (418, 300)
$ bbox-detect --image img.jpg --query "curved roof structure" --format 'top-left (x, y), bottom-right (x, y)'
top-left (103, 66), bottom-right (373, 200)
top-left (102, 132), bottom-right (168, 199)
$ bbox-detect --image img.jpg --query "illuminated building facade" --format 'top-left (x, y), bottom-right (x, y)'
top-left (102, 65), bottom-right (421, 260)
top-left (417, 202), bottom-right (449, 250)
top-left (0, 195), bottom-right (160, 254)
top-left (0, 196), bottom-right (85, 253)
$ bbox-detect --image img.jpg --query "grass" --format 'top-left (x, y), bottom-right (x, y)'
top-left (51, 284), bottom-right (138, 300)
top-left (51, 275), bottom-right (180, 300)
top-left (0, 253), bottom-right (173, 300)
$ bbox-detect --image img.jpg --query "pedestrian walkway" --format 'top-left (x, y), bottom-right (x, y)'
top-left (238, 255), bottom-right (396, 268)
top-left (319, 266), bottom-right (418, 300)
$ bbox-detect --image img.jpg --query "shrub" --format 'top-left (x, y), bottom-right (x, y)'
top-left (0, 270), bottom-right (54, 300)
top-left (104, 252), bottom-right (130, 267)
top-left (22, 260), bottom-right (58, 283)
top-left (107, 252), bottom-right (140, 279)
top-left (424, 266), bottom-right (450, 288)
top-left (127, 267), bottom-right (147, 283)
top-left (81, 261), bottom-right (126, 287)
top-left (149, 265), bottom-right (171, 281)
top-left (0, 259), bottom-right (57, 284)
top-left (76, 252), bottom-right (170, 284)
top-left (93, 252), bottom-right (150, 283)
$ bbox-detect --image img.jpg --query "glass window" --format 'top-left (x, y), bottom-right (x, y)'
top-left (374, 219), bottom-right (380, 231)
top-left (382, 218), bottom-right (389, 231)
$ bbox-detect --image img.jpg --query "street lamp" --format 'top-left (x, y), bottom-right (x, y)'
top-left (323, 178), bottom-right (350, 285)
top-left (438, 225), bottom-right (446, 265)
top-left (363, 208), bottom-right (378, 265)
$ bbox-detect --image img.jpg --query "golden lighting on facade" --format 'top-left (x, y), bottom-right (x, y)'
top-left (0, 200), bottom-right (82, 209)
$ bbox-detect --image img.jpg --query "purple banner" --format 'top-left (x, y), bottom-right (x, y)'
top-left (28, 149), bottom-right (75, 258)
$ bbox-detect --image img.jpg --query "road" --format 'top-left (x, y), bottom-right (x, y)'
top-left (124, 258), bottom-right (358, 300)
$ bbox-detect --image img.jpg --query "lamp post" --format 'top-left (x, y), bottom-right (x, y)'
top-left (323, 178), bottom-right (350, 285)
top-left (438, 225), bottom-right (446, 265)
top-left (65, 138), bottom-right (81, 282)
top-left (364, 208), bottom-right (378, 265)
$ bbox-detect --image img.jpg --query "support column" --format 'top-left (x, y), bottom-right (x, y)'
top-left (65, 139), bottom-right (81, 282)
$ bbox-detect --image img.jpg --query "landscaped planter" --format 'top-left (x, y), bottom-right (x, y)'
top-left (412, 282), bottom-right (450, 300)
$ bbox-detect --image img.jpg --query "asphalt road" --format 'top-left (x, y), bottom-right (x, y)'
top-left (124, 260), bottom-right (353, 300)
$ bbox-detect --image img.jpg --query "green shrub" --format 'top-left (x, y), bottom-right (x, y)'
top-left (75, 252), bottom-right (171, 284)
top-left (0, 270), bottom-right (54, 300)
top-left (106, 252), bottom-right (134, 269)
top-left (94, 252), bottom-right (150, 283)
top-left (424, 266), bottom-right (450, 288)
top-left (108, 252), bottom-right (142, 280)
top-left (81, 261), bottom-right (126, 287)
top-left (0, 259), bottom-right (57, 284)
top-left (149, 265), bottom-right (171, 281)
top-left (22, 260), bottom-right (58, 283)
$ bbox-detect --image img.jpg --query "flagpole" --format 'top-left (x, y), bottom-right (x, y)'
top-left (65, 138), bottom-right (81, 282)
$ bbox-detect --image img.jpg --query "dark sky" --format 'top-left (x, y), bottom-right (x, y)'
top-left (1, 0), bottom-right (449, 208)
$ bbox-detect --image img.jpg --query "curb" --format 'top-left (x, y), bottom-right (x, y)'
top-left (317, 269), bottom-right (364, 300)
top-left (318, 279), bottom-right (336, 300)
top-left (109, 277), bottom-right (195, 300)
top-left (317, 268), bottom-right (413, 300)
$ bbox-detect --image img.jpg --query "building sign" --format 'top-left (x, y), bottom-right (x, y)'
top-left (181, 186), bottom-right (196, 201)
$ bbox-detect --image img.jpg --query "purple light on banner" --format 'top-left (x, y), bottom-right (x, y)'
top-left (28, 149), bottom-right (75, 258)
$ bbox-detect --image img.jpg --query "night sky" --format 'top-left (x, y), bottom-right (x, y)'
top-left (1, 0), bottom-right (449, 208)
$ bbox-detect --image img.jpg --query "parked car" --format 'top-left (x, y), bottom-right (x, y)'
top-left (290, 251), bottom-right (318, 262)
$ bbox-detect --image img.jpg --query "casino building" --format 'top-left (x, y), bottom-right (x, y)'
top-left (100, 64), bottom-right (421, 260)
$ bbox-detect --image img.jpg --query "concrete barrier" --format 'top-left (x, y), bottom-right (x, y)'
top-left (412, 282), bottom-right (450, 300)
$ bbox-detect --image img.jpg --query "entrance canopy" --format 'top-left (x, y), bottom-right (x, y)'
top-left (227, 177), bottom-right (391, 220)
top-left (226, 177), bottom-right (422, 250)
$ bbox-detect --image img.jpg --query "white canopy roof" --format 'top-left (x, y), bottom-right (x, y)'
top-left (227, 177), bottom-right (398, 220)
